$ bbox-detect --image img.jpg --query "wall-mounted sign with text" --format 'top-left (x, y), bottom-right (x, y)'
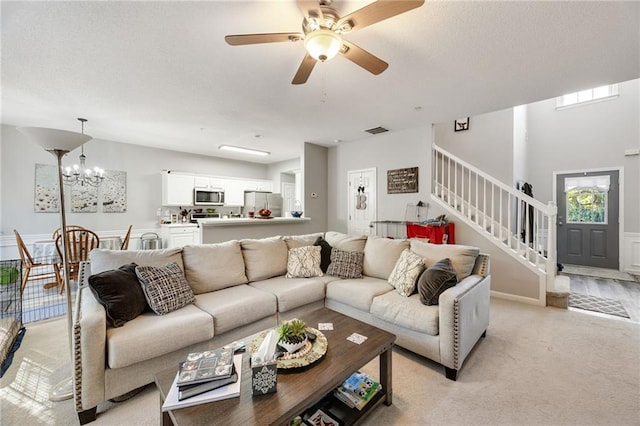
top-left (387, 167), bottom-right (418, 194)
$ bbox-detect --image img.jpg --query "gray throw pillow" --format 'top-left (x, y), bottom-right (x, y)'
top-left (88, 262), bottom-right (147, 327)
top-left (326, 248), bottom-right (364, 279)
top-left (135, 262), bottom-right (195, 315)
top-left (417, 258), bottom-right (459, 306)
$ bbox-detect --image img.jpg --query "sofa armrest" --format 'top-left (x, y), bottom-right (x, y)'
top-left (73, 261), bottom-right (107, 412)
top-left (438, 273), bottom-right (491, 371)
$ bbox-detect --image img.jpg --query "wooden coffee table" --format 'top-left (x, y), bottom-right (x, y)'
top-left (155, 307), bottom-right (396, 425)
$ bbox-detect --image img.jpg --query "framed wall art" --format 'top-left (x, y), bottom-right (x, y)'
top-left (387, 167), bottom-right (419, 194)
top-left (454, 117), bottom-right (470, 132)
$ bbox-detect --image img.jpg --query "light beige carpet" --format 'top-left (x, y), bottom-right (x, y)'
top-left (1, 298), bottom-right (639, 425)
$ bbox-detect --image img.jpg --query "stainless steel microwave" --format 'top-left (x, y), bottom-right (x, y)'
top-left (194, 188), bottom-right (225, 205)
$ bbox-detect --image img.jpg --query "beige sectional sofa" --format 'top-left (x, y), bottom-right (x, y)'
top-left (73, 231), bottom-right (490, 424)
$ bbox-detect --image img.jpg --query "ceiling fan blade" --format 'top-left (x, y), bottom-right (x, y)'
top-left (337, 0), bottom-right (425, 32)
top-left (225, 33), bottom-right (303, 46)
top-left (340, 40), bottom-right (388, 75)
top-left (292, 54), bottom-right (316, 85)
top-left (297, 0), bottom-right (324, 21)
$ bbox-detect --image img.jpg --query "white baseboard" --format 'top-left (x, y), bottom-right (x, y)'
top-left (491, 290), bottom-right (545, 307)
top-left (623, 232), bottom-right (640, 274)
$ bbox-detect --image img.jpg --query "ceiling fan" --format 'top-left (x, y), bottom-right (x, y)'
top-left (225, 0), bottom-right (425, 85)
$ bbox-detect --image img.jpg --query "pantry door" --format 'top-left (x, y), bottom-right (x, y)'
top-left (347, 168), bottom-right (376, 236)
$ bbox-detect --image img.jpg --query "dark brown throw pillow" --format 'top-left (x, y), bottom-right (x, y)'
top-left (88, 263), bottom-right (148, 327)
top-left (418, 258), bottom-right (459, 306)
top-left (313, 236), bottom-right (333, 273)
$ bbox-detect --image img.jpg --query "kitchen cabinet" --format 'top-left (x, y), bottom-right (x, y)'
top-left (194, 176), bottom-right (224, 189)
top-left (223, 179), bottom-right (246, 206)
top-left (160, 224), bottom-right (200, 248)
top-left (162, 172), bottom-right (194, 206)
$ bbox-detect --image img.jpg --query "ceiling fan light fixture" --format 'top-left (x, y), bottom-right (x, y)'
top-left (218, 144), bottom-right (270, 156)
top-left (304, 29), bottom-right (342, 62)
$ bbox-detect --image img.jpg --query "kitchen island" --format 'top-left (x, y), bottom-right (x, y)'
top-left (198, 217), bottom-right (316, 244)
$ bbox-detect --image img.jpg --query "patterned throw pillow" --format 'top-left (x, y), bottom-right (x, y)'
top-left (326, 249), bottom-right (364, 279)
top-left (286, 246), bottom-right (324, 278)
top-left (388, 249), bottom-right (425, 297)
top-left (135, 262), bottom-right (195, 315)
top-left (417, 258), bottom-right (459, 306)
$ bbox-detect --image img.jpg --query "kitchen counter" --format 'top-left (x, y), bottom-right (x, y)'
top-left (197, 217), bottom-right (310, 226)
top-left (198, 217), bottom-right (316, 244)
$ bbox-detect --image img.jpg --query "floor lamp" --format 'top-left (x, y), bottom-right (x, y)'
top-left (17, 126), bottom-right (92, 401)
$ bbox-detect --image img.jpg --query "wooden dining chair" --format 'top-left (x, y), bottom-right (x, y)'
top-left (121, 225), bottom-right (133, 250)
top-left (55, 229), bottom-right (100, 283)
top-left (14, 229), bottom-right (63, 294)
top-left (52, 225), bottom-right (86, 241)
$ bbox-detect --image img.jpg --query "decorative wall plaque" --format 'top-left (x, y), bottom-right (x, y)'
top-left (387, 167), bottom-right (418, 194)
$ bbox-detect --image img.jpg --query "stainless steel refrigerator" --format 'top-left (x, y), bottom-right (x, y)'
top-left (243, 191), bottom-right (283, 217)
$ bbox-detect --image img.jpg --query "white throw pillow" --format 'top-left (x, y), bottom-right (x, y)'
top-left (388, 249), bottom-right (425, 297)
top-left (285, 246), bottom-right (323, 278)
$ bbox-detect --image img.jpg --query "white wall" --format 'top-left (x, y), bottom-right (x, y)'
top-left (1, 124), bottom-right (270, 238)
top-left (526, 78), bottom-right (640, 232)
top-left (434, 108), bottom-right (515, 185)
top-left (267, 157), bottom-right (300, 193)
top-left (327, 126), bottom-right (431, 233)
top-left (513, 105), bottom-right (528, 185)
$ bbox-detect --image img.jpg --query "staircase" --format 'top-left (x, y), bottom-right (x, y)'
top-left (431, 145), bottom-right (565, 306)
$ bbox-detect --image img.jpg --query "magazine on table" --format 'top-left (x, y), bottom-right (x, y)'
top-left (176, 346), bottom-right (235, 387)
top-left (162, 354), bottom-right (242, 411)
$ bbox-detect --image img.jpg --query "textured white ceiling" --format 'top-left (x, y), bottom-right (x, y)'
top-left (2, 1), bottom-right (639, 164)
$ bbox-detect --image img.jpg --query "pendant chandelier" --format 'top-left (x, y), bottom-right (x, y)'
top-left (62, 118), bottom-right (104, 187)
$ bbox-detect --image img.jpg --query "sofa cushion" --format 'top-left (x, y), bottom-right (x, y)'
top-left (313, 236), bottom-right (333, 273)
top-left (106, 304), bottom-right (214, 369)
top-left (286, 246), bottom-right (323, 278)
top-left (370, 291), bottom-right (440, 335)
top-left (410, 240), bottom-right (479, 280)
top-left (327, 249), bottom-right (364, 279)
top-left (324, 231), bottom-right (367, 252)
top-left (326, 277), bottom-right (394, 312)
top-left (89, 247), bottom-right (184, 275)
top-left (418, 258), bottom-right (459, 306)
top-left (135, 262), bottom-right (196, 315)
top-left (194, 285), bottom-right (277, 334)
top-left (283, 233), bottom-right (324, 250)
top-left (388, 249), bottom-right (425, 297)
top-left (88, 262), bottom-right (147, 328)
top-left (240, 237), bottom-right (288, 282)
top-left (363, 236), bottom-right (410, 280)
top-left (250, 276), bottom-right (326, 313)
top-left (182, 241), bottom-right (248, 294)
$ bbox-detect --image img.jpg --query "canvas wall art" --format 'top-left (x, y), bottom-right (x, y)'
top-left (71, 184), bottom-right (98, 213)
top-left (34, 164), bottom-right (59, 212)
top-left (102, 170), bottom-right (127, 213)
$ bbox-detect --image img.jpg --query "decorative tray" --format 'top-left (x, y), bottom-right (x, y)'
top-left (249, 327), bottom-right (328, 371)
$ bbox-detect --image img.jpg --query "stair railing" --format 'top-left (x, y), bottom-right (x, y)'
top-left (432, 145), bottom-right (558, 300)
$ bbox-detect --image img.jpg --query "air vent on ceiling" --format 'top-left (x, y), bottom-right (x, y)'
top-left (364, 126), bottom-right (389, 135)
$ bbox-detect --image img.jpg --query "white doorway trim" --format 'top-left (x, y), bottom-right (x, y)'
top-left (553, 166), bottom-right (624, 271)
top-left (347, 167), bottom-right (377, 236)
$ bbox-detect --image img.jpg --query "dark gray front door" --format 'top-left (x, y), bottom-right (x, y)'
top-left (557, 170), bottom-right (619, 269)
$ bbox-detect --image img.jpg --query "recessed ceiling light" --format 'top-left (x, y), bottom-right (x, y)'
top-left (218, 144), bottom-right (270, 156)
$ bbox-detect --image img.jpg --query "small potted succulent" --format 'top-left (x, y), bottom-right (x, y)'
top-left (276, 318), bottom-right (308, 353)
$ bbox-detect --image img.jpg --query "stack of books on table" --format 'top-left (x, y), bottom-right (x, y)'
top-left (333, 371), bottom-right (381, 411)
top-left (162, 348), bottom-right (242, 411)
